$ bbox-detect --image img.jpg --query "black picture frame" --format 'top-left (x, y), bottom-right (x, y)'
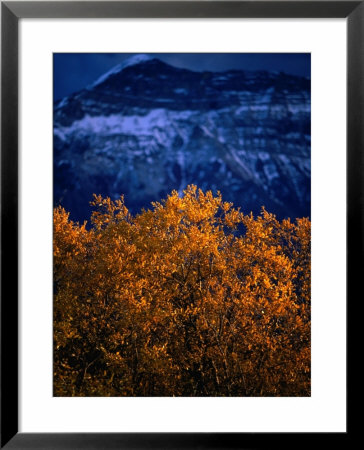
top-left (1, 1), bottom-right (357, 448)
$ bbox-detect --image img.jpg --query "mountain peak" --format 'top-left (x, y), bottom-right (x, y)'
top-left (92, 54), bottom-right (156, 87)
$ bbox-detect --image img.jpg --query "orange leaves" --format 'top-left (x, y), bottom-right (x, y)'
top-left (54, 185), bottom-right (310, 397)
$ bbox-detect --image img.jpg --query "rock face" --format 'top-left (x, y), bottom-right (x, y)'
top-left (54, 54), bottom-right (310, 222)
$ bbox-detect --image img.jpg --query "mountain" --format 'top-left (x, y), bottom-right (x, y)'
top-left (54, 54), bottom-right (311, 222)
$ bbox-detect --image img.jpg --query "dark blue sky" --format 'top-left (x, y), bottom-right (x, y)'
top-left (54, 53), bottom-right (310, 101)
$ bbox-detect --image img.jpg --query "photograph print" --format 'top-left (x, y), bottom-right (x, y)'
top-left (53, 53), bottom-right (311, 397)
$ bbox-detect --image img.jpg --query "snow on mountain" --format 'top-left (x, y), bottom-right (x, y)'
top-left (91, 54), bottom-right (155, 87)
top-left (54, 56), bottom-right (311, 222)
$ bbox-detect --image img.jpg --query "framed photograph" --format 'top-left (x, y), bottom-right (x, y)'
top-left (1, 1), bottom-right (356, 448)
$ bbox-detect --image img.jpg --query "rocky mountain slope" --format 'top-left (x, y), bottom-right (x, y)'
top-left (54, 54), bottom-right (310, 222)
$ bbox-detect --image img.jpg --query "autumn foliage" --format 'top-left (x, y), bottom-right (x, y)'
top-left (54, 185), bottom-right (310, 396)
